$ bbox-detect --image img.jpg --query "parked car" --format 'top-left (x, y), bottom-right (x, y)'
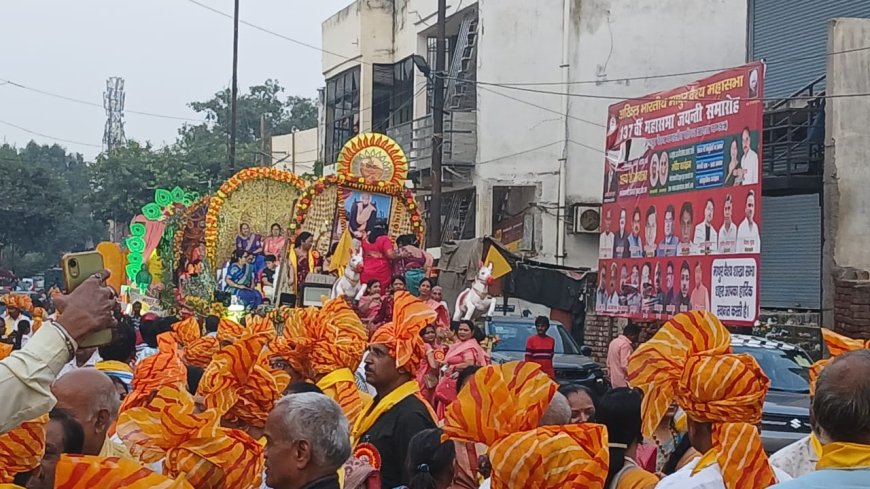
top-left (731, 334), bottom-right (813, 453)
top-left (483, 317), bottom-right (610, 394)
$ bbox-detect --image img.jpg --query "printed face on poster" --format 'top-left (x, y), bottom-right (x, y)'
top-left (333, 190), bottom-right (393, 244)
top-left (595, 62), bottom-right (764, 326)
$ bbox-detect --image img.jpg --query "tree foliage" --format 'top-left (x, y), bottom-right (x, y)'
top-left (4, 80), bottom-right (316, 278)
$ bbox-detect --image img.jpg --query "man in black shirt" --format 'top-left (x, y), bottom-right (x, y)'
top-left (352, 292), bottom-right (437, 489)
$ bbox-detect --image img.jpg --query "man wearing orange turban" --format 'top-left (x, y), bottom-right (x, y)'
top-left (628, 312), bottom-right (790, 489)
top-left (350, 291), bottom-right (437, 489)
top-left (171, 317), bottom-right (201, 347)
top-left (1, 293), bottom-right (32, 338)
top-left (117, 386), bottom-right (264, 489)
top-left (284, 298), bottom-right (371, 424)
top-left (183, 315), bottom-right (220, 369)
top-left (196, 333), bottom-right (281, 439)
top-left (52, 454), bottom-right (193, 488)
top-left (770, 328), bottom-right (870, 478)
top-left (119, 332), bottom-right (188, 415)
top-left (216, 318), bottom-right (245, 345)
top-left (0, 414), bottom-right (47, 483)
top-left (443, 361), bottom-right (610, 489)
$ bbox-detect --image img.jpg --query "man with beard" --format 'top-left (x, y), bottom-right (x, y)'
top-left (677, 261), bottom-right (692, 313)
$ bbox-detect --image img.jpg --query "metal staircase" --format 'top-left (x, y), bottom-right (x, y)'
top-left (441, 190), bottom-right (476, 242)
top-left (445, 12), bottom-right (479, 110)
top-left (762, 75), bottom-right (825, 181)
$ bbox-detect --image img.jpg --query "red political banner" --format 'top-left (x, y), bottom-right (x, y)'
top-left (596, 62), bottom-right (764, 326)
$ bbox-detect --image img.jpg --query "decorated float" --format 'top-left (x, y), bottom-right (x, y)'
top-left (118, 133), bottom-right (424, 315)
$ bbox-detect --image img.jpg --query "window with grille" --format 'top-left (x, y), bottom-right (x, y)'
top-left (324, 66), bottom-right (361, 164)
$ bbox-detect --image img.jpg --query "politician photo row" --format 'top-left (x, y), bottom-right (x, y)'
top-left (595, 258), bottom-right (711, 317)
top-left (598, 188), bottom-right (760, 260)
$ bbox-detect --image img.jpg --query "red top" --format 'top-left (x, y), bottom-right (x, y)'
top-left (525, 334), bottom-right (556, 379)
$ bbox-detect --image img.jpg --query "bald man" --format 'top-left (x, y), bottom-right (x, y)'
top-left (539, 391), bottom-right (572, 427)
top-left (51, 368), bottom-right (132, 458)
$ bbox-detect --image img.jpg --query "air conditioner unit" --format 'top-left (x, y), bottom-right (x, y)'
top-left (571, 204), bottom-right (601, 234)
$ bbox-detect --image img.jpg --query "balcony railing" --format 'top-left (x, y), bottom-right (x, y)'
top-left (386, 110), bottom-right (477, 172)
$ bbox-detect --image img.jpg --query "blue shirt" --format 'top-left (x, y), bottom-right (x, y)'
top-left (771, 468), bottom-right (870, 489)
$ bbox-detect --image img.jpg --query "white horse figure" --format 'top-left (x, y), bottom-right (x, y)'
top-left (330, 249), bottom-right (368, 301)
top-left (454, 262), bottom-right (497, 321)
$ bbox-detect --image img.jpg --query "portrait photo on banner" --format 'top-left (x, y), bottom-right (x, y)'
top-left (337, 189), bottom-right (393, 240)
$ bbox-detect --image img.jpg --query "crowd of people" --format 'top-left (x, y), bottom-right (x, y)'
top-left (0, 269), bottom-right (869, 488)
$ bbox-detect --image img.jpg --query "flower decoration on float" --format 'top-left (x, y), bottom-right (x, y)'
top-left (203, 167), bottom-right (307, 265)
top-left (125, 187), bottom-right (199, 290)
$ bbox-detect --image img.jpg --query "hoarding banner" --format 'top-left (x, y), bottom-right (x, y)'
top-left (596, 62), bottom-right (764, 326)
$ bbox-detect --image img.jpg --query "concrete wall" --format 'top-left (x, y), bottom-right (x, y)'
top-left (271, 127), bottom-right (319, 175)
top-left (475, 0), bottom-right (748, 266)
top-left (823, 17), bottom-right (870, 327)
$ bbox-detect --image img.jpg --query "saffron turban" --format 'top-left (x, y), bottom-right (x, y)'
top-left (53, 455), bottom-right (193, 489)
top-left (0, 415), bottom-right (47, 483)
top-left (244, 315), bottom-right (276, 340)
top-left (0, 344), bottom-right (11, 361)
top-left (443, 362), bottom-right (608, 489)
top-left (627, 311), bottom-right (773, 489)
top-left (31, 307), bottom-right (45, 333)
top-left (183, 336), bottom-right (220, 368)
top-left (809, 328), bottom-right (870, 396)
top-left (626, 311), bottom-right (731, 437)
top-left (217, 318), bottom-right (245, 343)
top-left (2, 294), bottom-right (32, 313)
top-left (369, 291), bottom-right (437, 371)
top-left (171, 317), bottom-right (201, 346)
top-left (120, 332), bottom-right (188, 414)
top-left (197, 333), bottom-right (281, 428)
top-left (117, 386), bottom-right (264, 489)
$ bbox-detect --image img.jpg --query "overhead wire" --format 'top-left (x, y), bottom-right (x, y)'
top-left (0, 78), bottom-right (207, 122)
top-left (0, 119), bottom-right (102, 148)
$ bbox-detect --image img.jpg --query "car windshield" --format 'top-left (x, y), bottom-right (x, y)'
top-left (732, 345), bottom-right (812, 393)
top-left (486, 320), bottom-right (580, 355)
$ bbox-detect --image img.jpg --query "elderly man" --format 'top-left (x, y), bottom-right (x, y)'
top-left (264, 393), bottom-right (351, 489)
top-left (26, 408), bottom-right (85, 489)
top-left (771, 349), bottom-right (870, 488)
top-left (0, 272), bottom-right (118, 434)
top-left (51, 368), bottom-right (131, 458)
top-left (352, 292), bottom-right (437, 489)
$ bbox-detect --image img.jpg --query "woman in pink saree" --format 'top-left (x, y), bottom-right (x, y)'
top-left (416, 324), bottom-right (446, 404)
top-left (434, 320), bottom-right (490, 419)
top-left (419, 279), bottom-right (450, 329)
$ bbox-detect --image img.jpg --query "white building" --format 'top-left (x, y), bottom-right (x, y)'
top-left (320, 0), bottom-right (746, 268)
top-left (271, 127), bottom-right (319, 175)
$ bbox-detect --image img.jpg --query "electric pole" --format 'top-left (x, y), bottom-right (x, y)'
top-left (229, 0), bottom-right (240, 171)
top-left (430, 0), bottom-right (446, 246)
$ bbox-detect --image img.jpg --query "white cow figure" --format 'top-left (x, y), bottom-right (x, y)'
top-left (330, 249), bottom-right (368, 301)
top-left (454, 262), bottom-right (497, 321)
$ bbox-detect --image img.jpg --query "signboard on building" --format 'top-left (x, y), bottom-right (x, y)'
top-left (596, 62), bottom-right (764, 326)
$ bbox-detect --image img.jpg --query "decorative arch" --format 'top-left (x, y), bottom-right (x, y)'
top-left (204, 167), bottom-right (307, 268)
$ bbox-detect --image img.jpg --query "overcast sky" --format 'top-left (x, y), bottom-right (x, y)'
top-left (0, 0), bottom-right (350, 159)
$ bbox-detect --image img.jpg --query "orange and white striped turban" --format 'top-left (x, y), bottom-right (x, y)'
top-left (197, 333), bottom-right (281, 428)
top-left (444, 362), bottom-right (608, 489)
top-left (171, 317), bottom-right (201, 346)
top-left (120, 332), bottom-right (188, 414)
top-left (117, 386), bottom-right (264, 489)
top-left (626, 311), bottom-right (731, 437)
top-left (217, 318), bottom-right (245, 343)
top-left (809, 328), bottom-right (870, 396)
top-left (183, 335), bottom-right (220, 368)
top-left (53, 455), bottom-right (193, 489)
top-left (0, 415), bottom-right (47, 483)
top-left (2, 294), bottom-right (32, 313)
top-left (244, 315), bottom-right (276, 340)
top-left (308, 298), bottom-right (369, 423)
top-left (369, 292), bottom-right (437, 371)
top-left (266, 306), bottom-right (316, 378)
top-left (677, 353), bottom-right (773, 489)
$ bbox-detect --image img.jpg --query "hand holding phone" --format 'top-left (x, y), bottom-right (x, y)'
top-left (59, 252), bottom-right (117, 347)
